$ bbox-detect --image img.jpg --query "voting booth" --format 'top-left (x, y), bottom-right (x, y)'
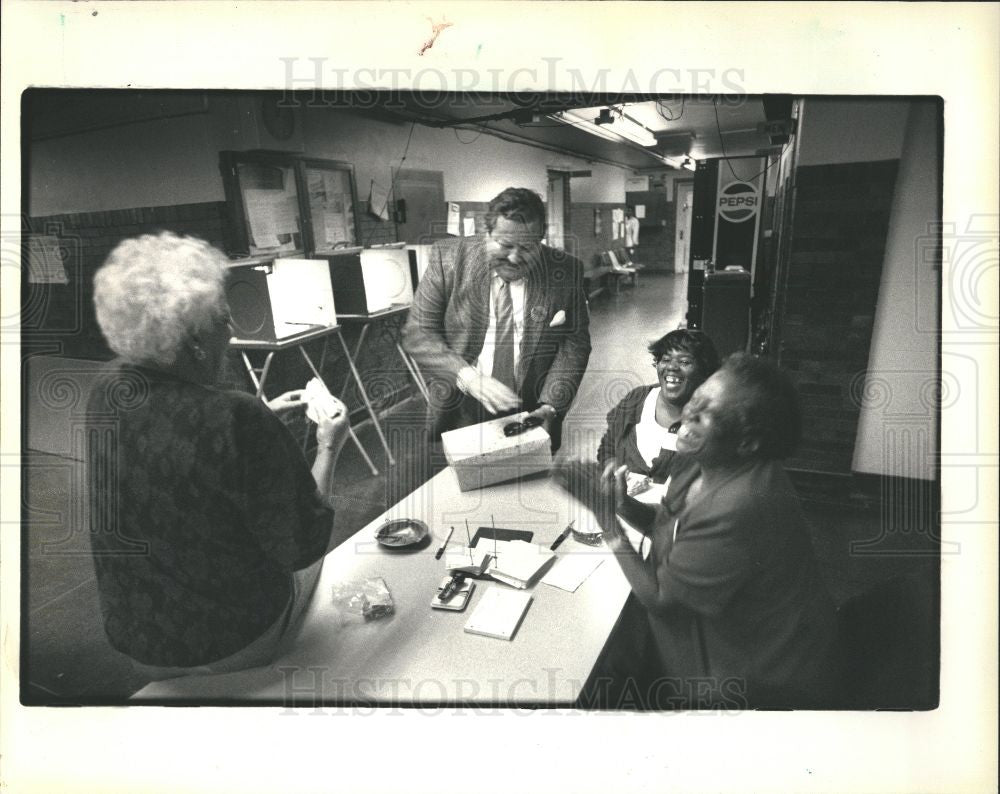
top-left (317, 245), bottom-right (415, 316)
top-left (441, 413), bottom-right (553, 492)
top-left (226, 257), bottom-right (337, 342)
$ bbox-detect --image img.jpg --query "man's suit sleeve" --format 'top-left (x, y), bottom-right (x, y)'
top-left (538, 259), bottom-right (592, 413)
top-left (402, 242), bottom-right (468, 384)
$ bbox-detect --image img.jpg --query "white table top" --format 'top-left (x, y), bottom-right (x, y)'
top-left (133, 467), bottom-right (632, 705)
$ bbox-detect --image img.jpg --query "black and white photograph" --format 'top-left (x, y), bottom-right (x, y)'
top-left (2, 3), bottom-right (997, 793)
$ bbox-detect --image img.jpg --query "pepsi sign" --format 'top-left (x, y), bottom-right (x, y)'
top-left (718, 181), bottom-right (759, 223)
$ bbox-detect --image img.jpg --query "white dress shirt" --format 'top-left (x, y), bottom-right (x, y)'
top-left (474, 273), bottom-right (526, 377)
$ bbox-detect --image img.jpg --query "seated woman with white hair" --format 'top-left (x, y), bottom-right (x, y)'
top-left (87, 232), bottom-right (349, 680)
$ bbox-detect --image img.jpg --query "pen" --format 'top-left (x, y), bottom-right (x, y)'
top-left (434, 526), bottom-right (454, 560)
top-left (550, 521), bottom-right (575, 551)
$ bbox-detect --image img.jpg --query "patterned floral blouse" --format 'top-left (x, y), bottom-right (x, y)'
top-left (86, 361), bottom-right (333, 667)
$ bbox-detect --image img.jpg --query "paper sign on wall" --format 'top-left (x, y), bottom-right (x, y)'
top-left (25, 235), bottom-right (69, 284)
top-left (635, 205), bottom-right (646, 219)
top-left (462, 216), bottom-right (476, 237)
top-left (611, 208), bottom-right (624, 240)
top-left (447, 202), bottom-right (461, 236)
top-left (369, 180), bottom-right (391, 221)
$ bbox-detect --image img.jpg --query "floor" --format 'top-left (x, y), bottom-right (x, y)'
top-left (20, 272), bottom-right (940, 705)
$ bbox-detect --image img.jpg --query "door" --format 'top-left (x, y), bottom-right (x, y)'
top-left (674, 180), bottom-right (694, 273)
top-left (392, 168), bottom-right (448, 244)
top-left (546, 170), bottom-right (570, 252)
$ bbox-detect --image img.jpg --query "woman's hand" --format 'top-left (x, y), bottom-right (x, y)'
top-left (553, 458), bottom-right (628, 543)
top-left (312, 395), bottom-right (350, 453)
top-left (266, 389), bottom-right (307, 414)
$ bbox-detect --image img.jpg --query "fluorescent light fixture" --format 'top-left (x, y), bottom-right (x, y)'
top-left (556, 109), bottom-right (658, 148)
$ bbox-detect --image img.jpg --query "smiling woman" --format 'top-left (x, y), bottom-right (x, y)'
top-left (559, 353), bottom-right (838, 709)
top-left (597, 329), bottom-right (719, 485)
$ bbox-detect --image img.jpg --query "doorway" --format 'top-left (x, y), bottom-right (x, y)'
top-left (546, 170), bottom-right (570, 252)
top-left (673, 179), bottom-right (694, 273)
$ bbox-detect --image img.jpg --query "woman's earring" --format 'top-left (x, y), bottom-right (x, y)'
top-left (193, 346), bottom-right (207, 361)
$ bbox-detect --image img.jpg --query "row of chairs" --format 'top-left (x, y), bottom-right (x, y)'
top-left (586, 247), bottom-right (644, 297)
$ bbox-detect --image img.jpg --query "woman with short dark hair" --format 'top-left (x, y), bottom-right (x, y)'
top-left (559, 353), bottom-right (837, 709)
top-left (597, 329), bottom-right (719, 489)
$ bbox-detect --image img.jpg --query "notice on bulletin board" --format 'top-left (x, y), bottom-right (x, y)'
top-left (635, 205), bottom-right (646, 219)
top-left (447, 202), bottom-right (461, 236)
top-left (462, 216), bottom-right (476, 236)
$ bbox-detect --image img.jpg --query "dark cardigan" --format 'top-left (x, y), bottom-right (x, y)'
top-left (597, 384), bottom-right (694, 483)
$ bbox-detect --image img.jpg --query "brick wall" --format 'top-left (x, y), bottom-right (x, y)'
top-left (23, 201), bottom-right (229, 360)
top-left (633, 210), bottom-right (675, 271)
top-left (776, 160), bottom-right (899, 473)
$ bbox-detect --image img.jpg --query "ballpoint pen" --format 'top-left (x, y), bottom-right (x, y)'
top-left (550, 520), bottom-right (575, 551)
top-left (434, 526), bottom-right (455, 560)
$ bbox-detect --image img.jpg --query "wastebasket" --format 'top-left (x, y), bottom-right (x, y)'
top-left (701, 267), bottom-right (751, 358)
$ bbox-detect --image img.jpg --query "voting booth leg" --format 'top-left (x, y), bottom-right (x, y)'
top-left (396, 342), bottom-right (430, 402)
top-left (296, 345), bottom-right (380, 477)
top-left (239, 350), bottom-right (275, 399)
top-left (333, 331), bottom-right (396, 466)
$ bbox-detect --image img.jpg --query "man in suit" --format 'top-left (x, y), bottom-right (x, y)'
top-left (402, 187), bottom-right (591, 454)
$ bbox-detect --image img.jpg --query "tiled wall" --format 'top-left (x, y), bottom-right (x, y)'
top-left (776, 160), bottom-right (900, 474)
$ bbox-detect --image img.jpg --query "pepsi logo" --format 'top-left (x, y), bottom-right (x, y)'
top-left (718, 181), bottom-right (759, 223)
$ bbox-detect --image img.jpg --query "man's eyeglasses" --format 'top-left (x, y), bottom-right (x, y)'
top-left (503, 415), bottom-right (544, 437)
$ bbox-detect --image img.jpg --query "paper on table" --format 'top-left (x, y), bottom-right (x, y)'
top-left (446, 539), bottom-right (554, 588)
top-left (541, 554), bottom-right (604, 593)
top-left (464, 586), bottom-right (532, 640)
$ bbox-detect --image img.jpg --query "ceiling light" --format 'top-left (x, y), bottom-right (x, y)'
top-left (556, 109), bottom-right (658, 148)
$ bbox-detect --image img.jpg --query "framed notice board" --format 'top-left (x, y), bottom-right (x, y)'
top-left (220, 150), bottom-right (305, 256)
top-left (301, 158), bottom-right (361, 253)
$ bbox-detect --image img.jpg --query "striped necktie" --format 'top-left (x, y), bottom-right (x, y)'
top-left (491, 277), bottom-right (516, 391)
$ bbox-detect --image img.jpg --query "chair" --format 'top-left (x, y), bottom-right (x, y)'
top-left (606, 251), bottom-right (638, 291)
top-left (616, 246), bottom-right (645, 270)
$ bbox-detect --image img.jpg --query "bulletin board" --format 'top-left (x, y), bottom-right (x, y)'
top-left (220, 151), bottom-right (361, 257)
top-left (301, 158), bottom-right (361, 252)
top-left (220, 150), bottom-right (304, 256)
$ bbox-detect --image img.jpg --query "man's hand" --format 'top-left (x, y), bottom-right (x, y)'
top-left (456, 366), bottom-right (520, 414)
top-left (525, 403), bottom-right (557, 434)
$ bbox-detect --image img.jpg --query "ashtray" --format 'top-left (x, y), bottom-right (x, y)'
top-left (375, 518), bottom-right (429, 548)
top-left (570, 526), bottom-right (604, 546)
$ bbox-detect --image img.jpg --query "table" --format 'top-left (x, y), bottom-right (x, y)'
top-left (230, 324), bottom-right (386, 476)
top-left (132, 467), bottom-right (633, 705)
